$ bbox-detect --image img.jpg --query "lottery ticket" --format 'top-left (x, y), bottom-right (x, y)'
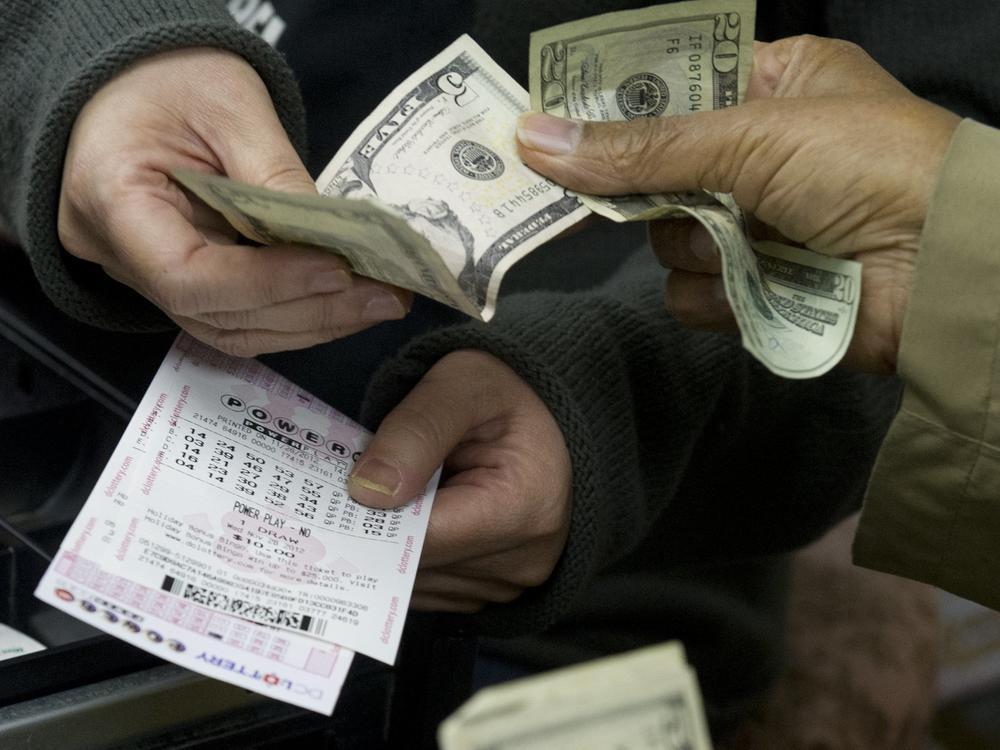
top-left (0, 622), bottom-right (45, 661)
top-left (36, 334), bottom-right (437, 678)
top-left (36, 560), bottom-right (352, 713)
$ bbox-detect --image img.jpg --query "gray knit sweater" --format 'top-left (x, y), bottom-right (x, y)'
top-left (0, 0), bottom-right (306, 330)
top-left (0, 0), bottom-right (907, 732)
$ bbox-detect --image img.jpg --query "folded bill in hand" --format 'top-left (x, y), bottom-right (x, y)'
top-left (176, 0), bottom-right (860, 377)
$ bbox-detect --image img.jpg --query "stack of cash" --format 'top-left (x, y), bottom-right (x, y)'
top-left (176, 0), bottom-right (860, 381)
top-left (438, 641), bottom-right (712, 750)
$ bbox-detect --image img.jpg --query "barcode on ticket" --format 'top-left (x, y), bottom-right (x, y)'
top-left (161, 576), bottom-right (329, 638)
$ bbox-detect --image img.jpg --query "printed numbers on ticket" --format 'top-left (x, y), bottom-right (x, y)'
top-left (36, 334), bottom-right (438, 665)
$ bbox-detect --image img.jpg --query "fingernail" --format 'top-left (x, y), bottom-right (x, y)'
top-left (349, 458), bottom-right (401, 498)
top-left (517, 113), bottom-right (581, 155)
top-left (309, 269), bottom-right (352, 294)
top-left (690, 227), bottom-right (718, 261)
top-left (362, 293), bottom-right (407, 322)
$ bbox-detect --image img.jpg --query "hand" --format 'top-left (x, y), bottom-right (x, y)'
top-left (58, 48), bottom-right (412, 356)
top-left (347, 350), bottom-right (572, 613)
top-left (516, 35), bottom-right (961, 374)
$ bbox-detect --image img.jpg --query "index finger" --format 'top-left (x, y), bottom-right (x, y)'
top-left (111, 194), bottom-right (359, 316)
top-left (746, 35), bottom-right (907, 101)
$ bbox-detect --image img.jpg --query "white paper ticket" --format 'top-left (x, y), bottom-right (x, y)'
top-left (36, 333), bottom-right (437, 674)
top-left (0, 622), bottom-right (45, 661)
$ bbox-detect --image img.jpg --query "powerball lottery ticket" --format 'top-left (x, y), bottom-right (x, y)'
top-left (36, 333), bottom-right (438, 668)
top-left (36, 557), bottom-right (352, 713)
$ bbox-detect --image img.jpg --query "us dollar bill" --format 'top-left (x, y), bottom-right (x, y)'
top-left (177, 35), bottom-right (589, 322)
top-left (173, 168), bottom-right (483, 317)
top-left (438, 641), bottom-right (712, 750)
top-left (529, 0), bottom-right (754, 223)
top-left (529, 1), bottom-right (862, 378)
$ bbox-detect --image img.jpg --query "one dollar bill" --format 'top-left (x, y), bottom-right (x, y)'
top-left (529, 1), bottom-right (862, 378)
top-left (439, 641), bottom-right (712, 750)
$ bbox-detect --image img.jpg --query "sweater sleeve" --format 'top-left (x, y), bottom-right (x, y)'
top-left (361, 249), bottom-right (900, 637)
top-left (0, 0), bottom-right (307, 330)
top-left (854, 119), bottom-right (1000, 609)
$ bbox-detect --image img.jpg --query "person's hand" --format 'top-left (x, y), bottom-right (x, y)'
top-left (516, 35), bottom-right (961, 374)
top-left (58, 48), bottom-right (412, 356)
top-left (347, 350), bottom-right (572, 613)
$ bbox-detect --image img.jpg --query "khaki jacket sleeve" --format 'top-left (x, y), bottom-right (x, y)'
top-left (854, 119), bottom-right (1000, 609)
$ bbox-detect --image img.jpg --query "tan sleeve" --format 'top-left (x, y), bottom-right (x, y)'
top-left (854, 119), bottom-right (1000, 609)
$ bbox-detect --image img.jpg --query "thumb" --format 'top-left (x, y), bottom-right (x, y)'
top-left (515, 108), bottom-right (760, 197)
top-left (217, 108), bottom-right (316, 196)
top-left (348, 361), bottom-right (484, 509)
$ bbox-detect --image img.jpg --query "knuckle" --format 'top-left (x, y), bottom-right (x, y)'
top-left (806, 34), bottom-right (862, 59)
top-left (647, 220), bottom-right (673, 249)
top-left (700, 115), bottom-right (761, 196)
top-left (253, 271), bottom-right (291, 308)
top-left (151, 275), bottom-right (202, 317)
top-left (514, 561), bottom-right (554, 589)
top-left (304, 296), bottom-right (349, 331)
top-left (795, 34), bottom-right (864, 73)
top-left (664, 277), bottom-right (696, 322)
top-left (260, 163), bottom-right (314, 194)
top-left (595, 118), bottom-right (667, 189)
top-left (198, 308), bottom-right (253, 331)
top-left (386, 403), bottom-right (451, 460)
top-left (489, 587), bottom-right (524, 604)
top-left (212, 330), bottom-right (269, 358)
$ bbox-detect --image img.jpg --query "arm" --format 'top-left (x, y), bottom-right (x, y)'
top-left (853, 120), bottom-right (1000, 609)
top-left (515, 33), bottom-right (1000, 609)
top-left (352, 249), bottom-right (898, 635)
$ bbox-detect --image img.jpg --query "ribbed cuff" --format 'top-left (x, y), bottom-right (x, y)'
top-left (360, 262), bottom-right (739, 637)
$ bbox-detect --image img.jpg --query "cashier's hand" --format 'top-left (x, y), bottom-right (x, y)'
top-left (58, 48), bottom-right (411, 356)
top-left (348, 351), bottom-right (572, 613)
top-left (516, 35), bottom-right (961, 374)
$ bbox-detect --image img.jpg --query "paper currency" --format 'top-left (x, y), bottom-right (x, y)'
top-left (530, 0), bottom-right (754, 223)
top-left (439, 641), bottom-right (712, 750)
top-left (175, 169), bottom-right (482, 317)
top-left (177, 34), bottom-right (589, 322)
top-left (178, 4), bottom-right (861, 378)
top-left (529, 1), bottom-right (862, 378)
